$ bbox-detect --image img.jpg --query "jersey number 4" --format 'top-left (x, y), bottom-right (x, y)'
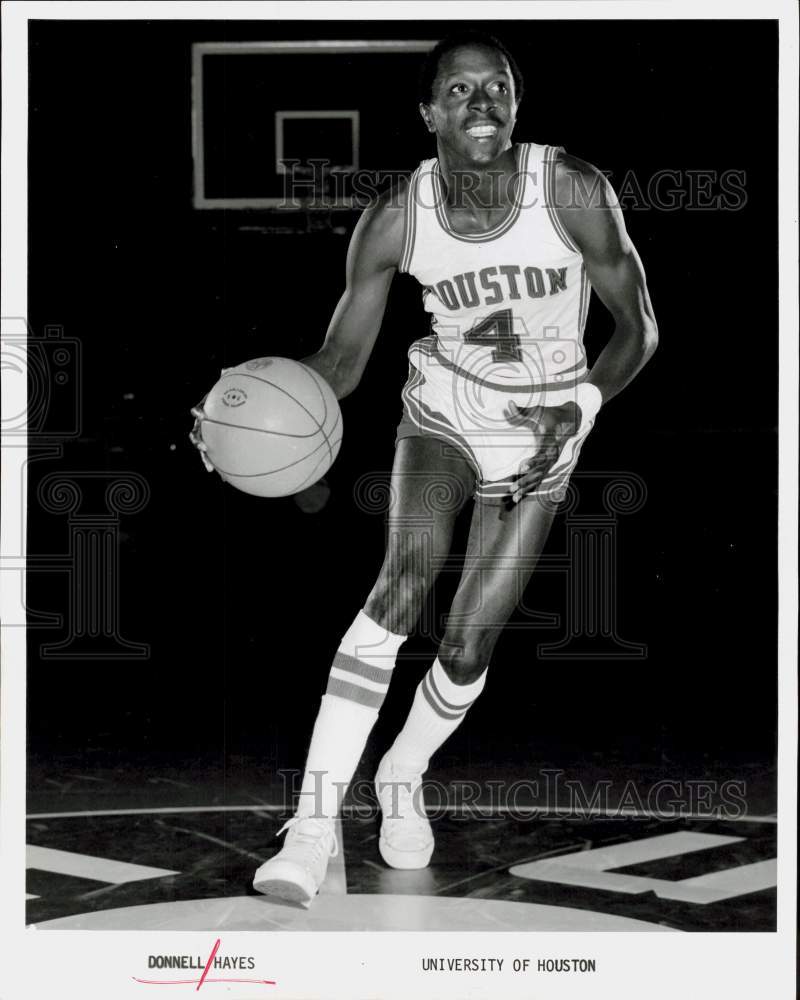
top-left (464, 308), bottom-right (523, 363)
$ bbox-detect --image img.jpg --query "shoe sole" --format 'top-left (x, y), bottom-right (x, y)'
top-left (378, 833), bottom-right (434, 870)
top-left (252, 861), bottom-right (316, 908)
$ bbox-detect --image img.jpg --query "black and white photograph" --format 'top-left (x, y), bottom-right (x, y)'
top-left (1, 2), bottom-right (797, 998)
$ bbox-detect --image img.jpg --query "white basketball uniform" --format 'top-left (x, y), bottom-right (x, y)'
top-left (397, 141), bottom-right (595, 503)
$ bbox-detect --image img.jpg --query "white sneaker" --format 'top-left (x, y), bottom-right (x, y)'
top-left (252, 816), bottom-right (338, 907)
top-left (375, 753), bottom-right (434, 870)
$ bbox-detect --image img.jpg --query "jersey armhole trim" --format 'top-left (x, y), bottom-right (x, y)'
top-left (578, 261), bottom-right (591, 333)
top-left (399, 167), bottom-right (420, 274)
top-left (544, 144), bottom-right (581, 255)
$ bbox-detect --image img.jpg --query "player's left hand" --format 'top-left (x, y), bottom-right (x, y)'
top-left (506, 401), bottom-right (581, 503)
top-left (189, 396), bottom-right (214, 472)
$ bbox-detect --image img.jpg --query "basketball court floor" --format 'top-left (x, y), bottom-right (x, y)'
top-left (26, 756), bottom-right (776, 933)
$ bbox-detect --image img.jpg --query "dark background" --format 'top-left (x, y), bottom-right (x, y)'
top-left (26, 20), bottom-right (778, 809)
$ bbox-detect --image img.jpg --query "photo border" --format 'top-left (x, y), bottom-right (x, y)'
top-left (1, 2), bottom-right (796, 998)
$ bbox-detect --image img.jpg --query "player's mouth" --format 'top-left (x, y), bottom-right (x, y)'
top-left (465, 123), bottom-right (500, 141)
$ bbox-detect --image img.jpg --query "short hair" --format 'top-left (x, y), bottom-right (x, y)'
top-left (418, 31), bottom-right (525, 105)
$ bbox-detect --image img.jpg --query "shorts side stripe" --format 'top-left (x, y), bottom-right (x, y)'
top-left (402, 389), bottom-right (481, 476)
top-left (401, 359), bottom-right (478, 465)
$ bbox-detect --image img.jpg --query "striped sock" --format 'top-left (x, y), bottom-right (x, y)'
top-left (296, 610), bottom-right (407, 820)
top-left (387, 657), bottom-right (488, 772)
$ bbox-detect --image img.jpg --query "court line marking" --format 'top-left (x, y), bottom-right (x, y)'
top-left (26, 845), bottom-right (179, 883)
top-left (510, 832), bottom-right (778, 905)
top-left (677, 858), bottom-right (777, 899)
top-left (26, 805), bottom-right (778, 823)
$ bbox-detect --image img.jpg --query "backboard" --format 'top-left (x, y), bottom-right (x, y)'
top-left (191, 40), bottom-right (436, 211)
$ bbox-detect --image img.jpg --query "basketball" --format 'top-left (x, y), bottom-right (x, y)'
top-left (199, 357), bottom-right (342, 497)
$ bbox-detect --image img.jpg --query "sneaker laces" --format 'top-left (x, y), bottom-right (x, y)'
top-left (277, 816), bottom-right (339, 861)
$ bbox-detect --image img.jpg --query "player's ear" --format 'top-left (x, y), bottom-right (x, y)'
top-left (418, 103), bottom-right (436, 133)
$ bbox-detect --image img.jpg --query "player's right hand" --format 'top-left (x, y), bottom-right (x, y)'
top-left (189, 396), bottom-right (214, 472)
top-left (505, 400), bottom-right (580, 502)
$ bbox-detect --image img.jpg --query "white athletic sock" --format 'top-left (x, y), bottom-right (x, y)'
top-left (387, 657), bottom-right (488, 773)
top-left (296, 610), bottom-right (407, 820)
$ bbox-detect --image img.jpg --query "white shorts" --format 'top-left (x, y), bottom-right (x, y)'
top-left (396, 337), bottom-right (596, 504)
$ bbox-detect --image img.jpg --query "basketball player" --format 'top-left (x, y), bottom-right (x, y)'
top-left (194, 32), bottom-right (658, 906)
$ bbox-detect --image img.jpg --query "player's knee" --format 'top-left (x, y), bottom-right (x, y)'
top-left (437, 636), bottom-right (492, 686)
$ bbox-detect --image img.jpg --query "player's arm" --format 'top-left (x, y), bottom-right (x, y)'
top-left (555, 153), bottom-right (659, 408)
top-left (188, 195), bottom-right (402, 466)
top-left (302, 191), bottom-right (405, 399)
top-left (510, 156), bottom-right (658, 502)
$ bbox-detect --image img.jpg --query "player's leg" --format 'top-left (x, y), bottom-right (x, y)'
top-left (378, 494), bottom-right (559, 867)
top-left (363, 435), bottom-right (475, 634)
top-left (254, 435), bottom-right (474, 904)
top-left (293, 435), bottom-right (474, 820)
top-left (438, 496), bottom-right (558, 680)
top-left (384, 377), bottom-right (596, 774)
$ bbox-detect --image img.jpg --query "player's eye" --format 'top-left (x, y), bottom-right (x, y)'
top-left (449, 82), bottom-right (468, 94)
top-left (493, 81), bottom-right (508, 93)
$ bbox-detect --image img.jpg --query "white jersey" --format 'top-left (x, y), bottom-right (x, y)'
top-left (399, 142), bottom-right (590, 393)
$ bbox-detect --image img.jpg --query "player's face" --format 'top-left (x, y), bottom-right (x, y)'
top-left (420, 45), bottom-right (518, 165)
